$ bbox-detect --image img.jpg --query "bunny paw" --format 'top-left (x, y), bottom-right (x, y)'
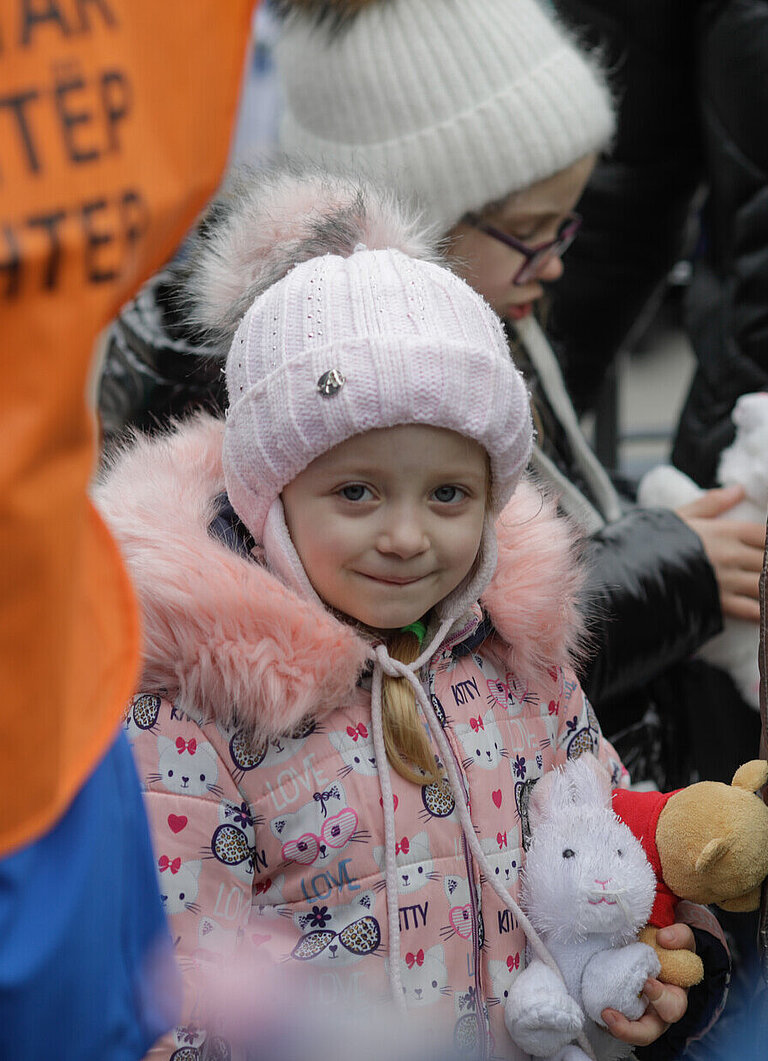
top-left (584, 942), bottom-right (661, 1024)
top-left (505, 993), bottom-right (584, 1056)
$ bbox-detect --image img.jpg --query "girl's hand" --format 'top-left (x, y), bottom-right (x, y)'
top-left (601, 923), bottom-right (693, 1047)
top-left (676, 485), bottom-right (766, 622)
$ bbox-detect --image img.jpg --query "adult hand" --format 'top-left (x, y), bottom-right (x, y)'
top-left (601, 923), bottom-right (693, 1047)
top-left (676, 485), bottom-right (766, 622)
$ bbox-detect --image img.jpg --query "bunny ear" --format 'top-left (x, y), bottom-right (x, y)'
top-left (527, 771), bottom-right (559, 830)
top-left (529, 755), bottom-right (612, 825)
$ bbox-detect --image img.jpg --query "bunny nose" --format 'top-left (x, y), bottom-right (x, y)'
top-left (594, 879), bottom-right (611, 889)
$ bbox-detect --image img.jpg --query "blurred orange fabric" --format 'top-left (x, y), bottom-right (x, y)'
top-left (0, 0), bottom-right (255, 855)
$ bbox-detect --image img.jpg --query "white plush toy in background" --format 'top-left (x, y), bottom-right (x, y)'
top-left (638, 391), bottom-right (768, 710)
top-left (505, 755), bottom-right (659, 1061)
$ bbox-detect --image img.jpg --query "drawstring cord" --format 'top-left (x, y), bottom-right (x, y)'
top-left (370, 629), bottom-right (598, 1061)
top-left (368, 616), bottom-right (454, 1013)
top-left (370, 659), bottom-right (407, 1011)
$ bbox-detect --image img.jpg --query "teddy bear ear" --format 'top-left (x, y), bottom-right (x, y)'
top-left (695, 835), bottom-right (734, 874)
top-left (731, 760), bottom-right (768, 793)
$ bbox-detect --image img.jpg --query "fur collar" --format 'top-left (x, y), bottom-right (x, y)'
top-left (95, 415), bottom-right (584, 740)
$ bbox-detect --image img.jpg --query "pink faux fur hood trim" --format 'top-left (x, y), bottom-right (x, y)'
top-left (95, 414), bottom-right (585, 739)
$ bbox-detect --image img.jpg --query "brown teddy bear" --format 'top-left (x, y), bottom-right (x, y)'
top-left (612, 760), bottom-right (768, 987)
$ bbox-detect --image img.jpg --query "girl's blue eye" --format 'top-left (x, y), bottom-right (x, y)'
top-left (339, 484), bottom-right (371, 502)
top-left (433, 485), bottom-right (465, 503)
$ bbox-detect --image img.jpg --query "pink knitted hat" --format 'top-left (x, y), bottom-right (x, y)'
top-left (223, 244), bottom-right (532, 546)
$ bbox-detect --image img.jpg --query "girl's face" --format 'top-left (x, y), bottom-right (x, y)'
top-left (281, 424), bottom-right (488, 633)
top-left (446, 155), bottom-right (595, 321)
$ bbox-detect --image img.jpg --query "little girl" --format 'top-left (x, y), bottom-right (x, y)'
top-left (96, 171), bottom-right (641, 1059)
top-left (100, 0), bottom-right (764, 792)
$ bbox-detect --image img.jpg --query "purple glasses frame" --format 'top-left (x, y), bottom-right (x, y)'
top-left (463, 211), bottom-right (582, 286)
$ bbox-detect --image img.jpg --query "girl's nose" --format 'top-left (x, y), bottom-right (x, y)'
top-left (376, 512), bottom-right (429, 558)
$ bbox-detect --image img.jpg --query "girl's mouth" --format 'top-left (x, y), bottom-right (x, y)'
top-left (363, 574), bottom-right (424, 586)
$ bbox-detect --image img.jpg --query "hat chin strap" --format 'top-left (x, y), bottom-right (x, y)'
top-left (437, 512), bottom-right (498, 622)
top-left (262, 497), bottom-right (323, 603)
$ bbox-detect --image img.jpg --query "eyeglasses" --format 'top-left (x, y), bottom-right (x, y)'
top-left (462, 211), bottom-right (582, 286)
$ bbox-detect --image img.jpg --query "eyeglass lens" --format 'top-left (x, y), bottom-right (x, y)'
top-left (514, 220), bottom-right (579, 285)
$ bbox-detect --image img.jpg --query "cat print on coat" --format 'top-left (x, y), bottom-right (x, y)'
top-left (440, 875), bottom-right (475, 943)
top-left (486, 954), bottom-right (522, 1008)
top-left (169, 1027), bottom-right (231, 1061)
top-left (196, 914), bottom-right (243, 962)
top-left (485, 671), bottom-right (535, 713)
top-left (292, 890), bottom-right (381, 965)
top-left (253, 872), bottom-right (286, 906)
top-left (419, 774), bottom-right (456, 822)
top-left (453, 708), bottom-right (507, 771)
top-left (373, 830), bottom-right (440, 895)
top-left (208, 799), bottom-right (260, 884)
top-left (148, 734), bottom-right (223, 798)
top-left (454, 980), bottom-right (481, 1056)
top-left (157, 855), bottom-right (202, 915)
top-left (270, 781), bottom-right (368, 868)
top-left (398, 943), bottom-right (452, 1007)
top-left (223, 715), bottom-right (320, 781)
top-left (426, 666), bottom-right (449, 726)
top-left (170, 1022), bottom-right (205, 1054)
top-left (124, 692), bottom-right (162, 737)
top-left (478, 832), bottom-right (519, 888)
top-left (328, 720), bottom-right (378, 778)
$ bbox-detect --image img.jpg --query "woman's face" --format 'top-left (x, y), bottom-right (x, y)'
top-left (446, 155), bottom-right (595, 321)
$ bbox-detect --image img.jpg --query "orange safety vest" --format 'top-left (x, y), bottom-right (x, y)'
top-left (0, 0), bottom-right (255, 855)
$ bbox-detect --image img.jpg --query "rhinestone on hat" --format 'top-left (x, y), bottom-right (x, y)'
top-left (317, 368), bottom-right (346, 396)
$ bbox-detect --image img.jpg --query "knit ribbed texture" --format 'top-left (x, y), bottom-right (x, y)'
top-left (276, 0), bottom-right (615, 229)
top-left (223, 247), bottom-right (532, 544)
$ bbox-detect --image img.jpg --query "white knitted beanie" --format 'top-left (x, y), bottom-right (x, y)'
top-left (275, 0), bottom-right (615, 230)
top-left (223, 245), bottom-right (532, 547)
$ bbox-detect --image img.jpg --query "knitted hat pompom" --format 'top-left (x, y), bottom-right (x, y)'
top-left (186, 162), bottom-right (441, 346)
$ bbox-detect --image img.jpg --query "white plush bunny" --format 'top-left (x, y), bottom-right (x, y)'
top-left (505, 755), bottom-right (659, 1061)
top-left (638, 391), bottom-right (768, 710)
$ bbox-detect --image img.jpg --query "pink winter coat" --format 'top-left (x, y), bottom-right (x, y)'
top-left (96, 415), bottom-right (626, 1060)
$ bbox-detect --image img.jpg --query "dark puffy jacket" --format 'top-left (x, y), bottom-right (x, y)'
top-left (98, 268), bottom-right (226, 438)
top-left (510, 317), bottom-right (726, 787)
top-left (550, 0), bottom-right (768, 489)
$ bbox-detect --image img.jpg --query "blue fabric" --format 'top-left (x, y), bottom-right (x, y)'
top-left (0, 730), bottom-right (180, 1059)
